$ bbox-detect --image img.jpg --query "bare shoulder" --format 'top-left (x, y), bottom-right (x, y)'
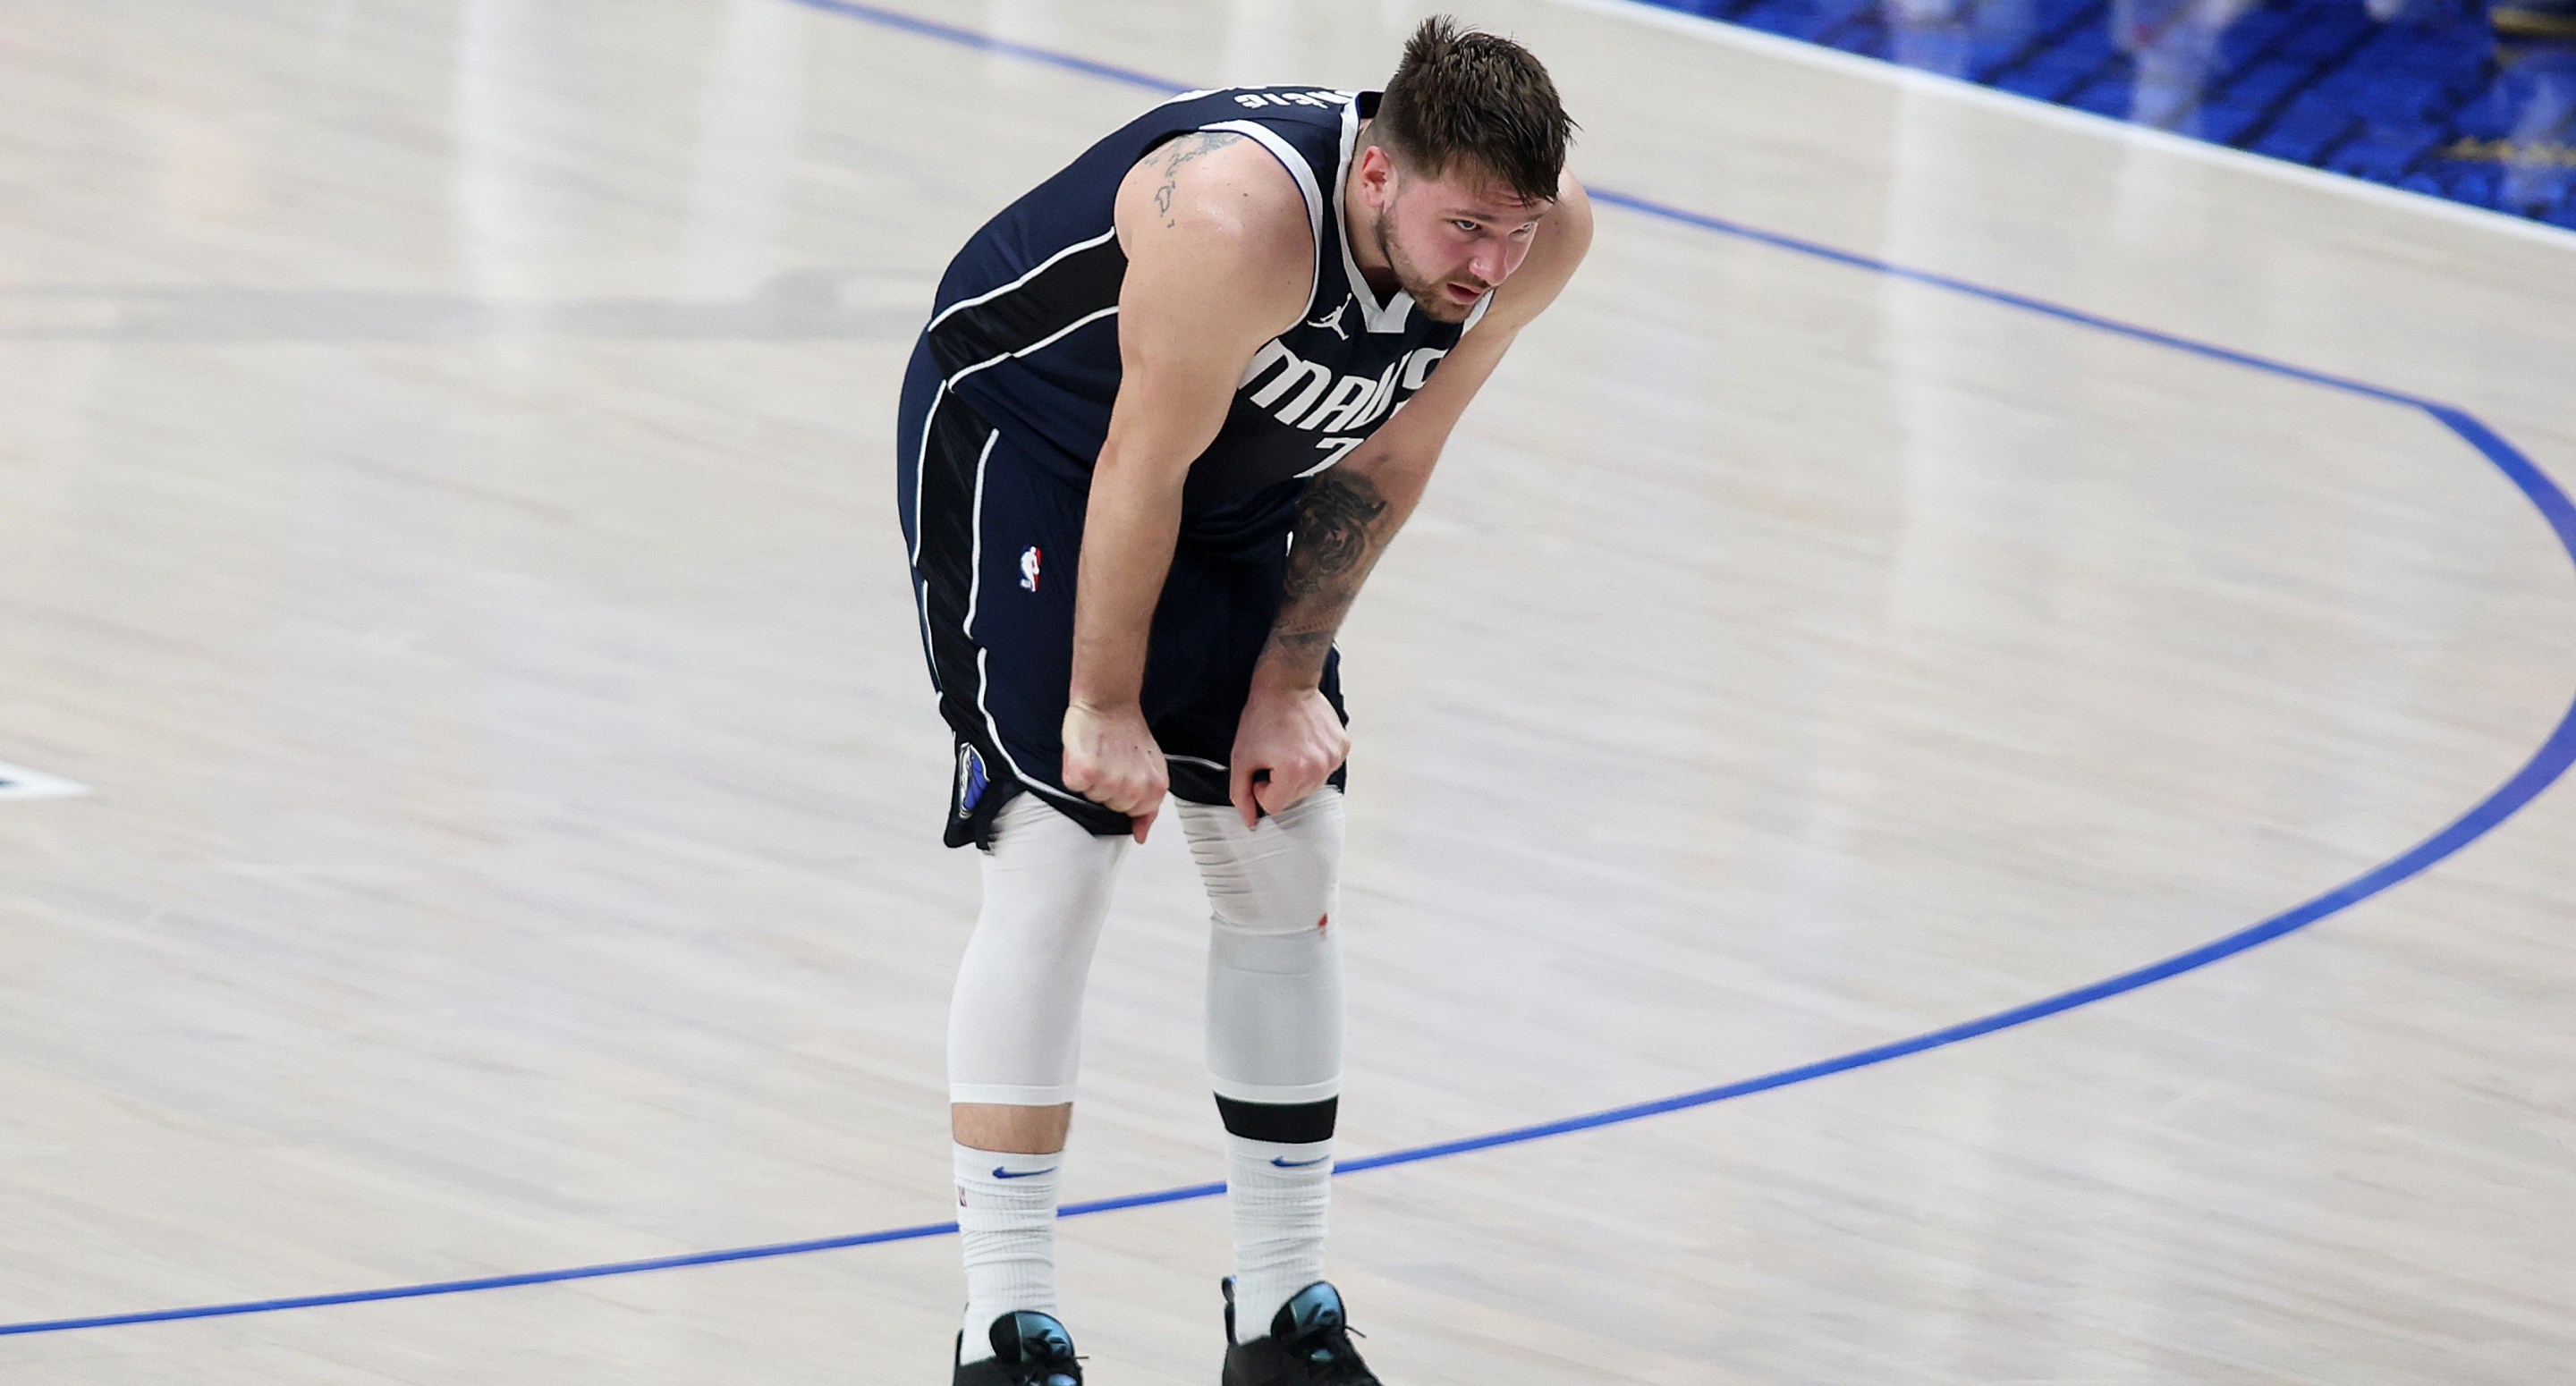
top-left (1113, 128), bottom-right (1311, 337)
top-left (1116, 131), bottom-right (1311, 259)
top-left (1543, 170), bottom-right (1596, 265)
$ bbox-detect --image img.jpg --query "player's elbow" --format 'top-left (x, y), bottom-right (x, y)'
top-left (1332, 439), bottom-right (1437, 505)
top-left (1093, 416), bottom-right (1210, 491)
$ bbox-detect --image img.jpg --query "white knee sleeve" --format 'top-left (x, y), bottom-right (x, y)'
top-left (1182, 791), bottom-right (1345, 1105)
top-left (947, 794), bottom-right (1130, 1106)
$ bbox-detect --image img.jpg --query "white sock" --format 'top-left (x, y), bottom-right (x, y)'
top-left (955, 1143), bottom-right (1061, 1363)
top-left (1225, 1134), bottom-right (1332, 1340)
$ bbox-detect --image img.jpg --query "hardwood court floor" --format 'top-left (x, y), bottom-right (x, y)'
top-left (2, 1), bottom-right (2573, 1382)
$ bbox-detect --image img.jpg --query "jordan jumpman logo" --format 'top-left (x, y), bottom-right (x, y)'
top-left (1306, 295), bottom-right (1352, 340)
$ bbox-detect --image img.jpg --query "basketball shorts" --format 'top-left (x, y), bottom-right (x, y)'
top-left (897, 350), bottom-right (1348, 849)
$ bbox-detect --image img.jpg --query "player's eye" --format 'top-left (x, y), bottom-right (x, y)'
top-left (1453, 219), bottom-right (1480, 233)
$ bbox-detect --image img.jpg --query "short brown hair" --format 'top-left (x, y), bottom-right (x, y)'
top-left (1372, 16), bottom-right (1573, 204)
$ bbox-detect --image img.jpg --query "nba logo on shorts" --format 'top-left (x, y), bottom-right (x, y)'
top-left (955, 744), bottom-right (989, 817)
top-left (1020, 545), bottom-right (1042, 592)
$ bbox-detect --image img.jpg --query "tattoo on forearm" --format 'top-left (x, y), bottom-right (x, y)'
top-left (1147, 130), bottom-right (1243, 227)
top-left (1282, 471), bottom-right (1388, 600)
top-left (1267, 470), bottom-right (1394, 663)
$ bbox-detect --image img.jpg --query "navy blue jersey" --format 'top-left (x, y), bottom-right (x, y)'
top-left (917, 86), bottom-right (1484, 539)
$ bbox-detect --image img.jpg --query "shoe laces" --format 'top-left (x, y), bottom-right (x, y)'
top-left (1287, 1323), bottom-right (1377, 1383)
top-left (1005, 1352), bottom-right (1084, 1386)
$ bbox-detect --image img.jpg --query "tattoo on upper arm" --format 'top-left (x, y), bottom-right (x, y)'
top-left (1146, 129), bottom-right (1246, 227)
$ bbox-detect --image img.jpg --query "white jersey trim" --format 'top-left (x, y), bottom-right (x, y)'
top-left (925, 228), bottom-right (1119, 335)
top-left (947, 305), bottom-right (1122, 393)
top-left (973, 647), bottom-right (1089, 809)
top-left (1200, 118), bottom-right (1325, 321)
top-left (961, 419), bottom-right (1089, 813)
top-left (962, 427), bottom-right (1000, 641)
top-left (914, 302), bottom-right (1116, 717)
top-left (1335, 98), bottom-right (1413, 335)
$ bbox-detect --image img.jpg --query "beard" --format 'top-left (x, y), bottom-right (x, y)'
top-left (1372, 208), bottom-right (1481, 324)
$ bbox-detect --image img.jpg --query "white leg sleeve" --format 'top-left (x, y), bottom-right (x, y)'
top-left (946, 794), bottom-right (1130, 1107)
top-left (1182, 791), bottom-right (1345, 1105)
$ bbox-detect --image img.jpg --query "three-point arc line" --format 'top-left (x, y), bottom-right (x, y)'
top-left (4, 0), bottom-right (2572, 1340)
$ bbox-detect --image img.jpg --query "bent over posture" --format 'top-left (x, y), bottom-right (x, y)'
top-left (896, 19), bottom-right (1589, 1384)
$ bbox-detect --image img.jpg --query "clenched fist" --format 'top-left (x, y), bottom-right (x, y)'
top-left (1061, 699), bottom-right (1167, 842)
top-left (1227, 680), bottom-right (1349, 829)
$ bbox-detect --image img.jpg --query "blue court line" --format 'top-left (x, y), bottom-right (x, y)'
top-left (792, 0), bottom-right (1182, 93)
top-left (6, 0), bottom-right (2572, 1341)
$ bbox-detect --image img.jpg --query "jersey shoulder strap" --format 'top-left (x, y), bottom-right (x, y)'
top-left (1145, 87), bottom-right (1360, 318)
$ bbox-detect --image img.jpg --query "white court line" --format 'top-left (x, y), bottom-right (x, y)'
top-left (0, 759), bottom-right (89, 801)
top-left (1545, 0), bottom-right (2576, 256)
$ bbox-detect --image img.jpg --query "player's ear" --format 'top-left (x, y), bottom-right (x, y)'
top-left (1357, 144), bottom-right (1397, 205)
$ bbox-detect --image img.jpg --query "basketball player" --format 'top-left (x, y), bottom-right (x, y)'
top-left (896, 18), bottom-right (1589, 1384)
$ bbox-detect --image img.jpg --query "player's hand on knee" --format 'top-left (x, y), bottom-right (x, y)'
top-left (1229, 682), bottom-right (1350, 828)
top-left (1061, 699), bottom-right (1168, 840)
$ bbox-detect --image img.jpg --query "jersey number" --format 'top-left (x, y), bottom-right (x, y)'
top-left (1297, 435), bottom-right (1363, 477)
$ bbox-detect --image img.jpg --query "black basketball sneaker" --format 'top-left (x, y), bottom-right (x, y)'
top-left (953, 1309), bottom-right (1083, 1386)
top-left (1221, 1279), bottom-right (1383, 1385)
